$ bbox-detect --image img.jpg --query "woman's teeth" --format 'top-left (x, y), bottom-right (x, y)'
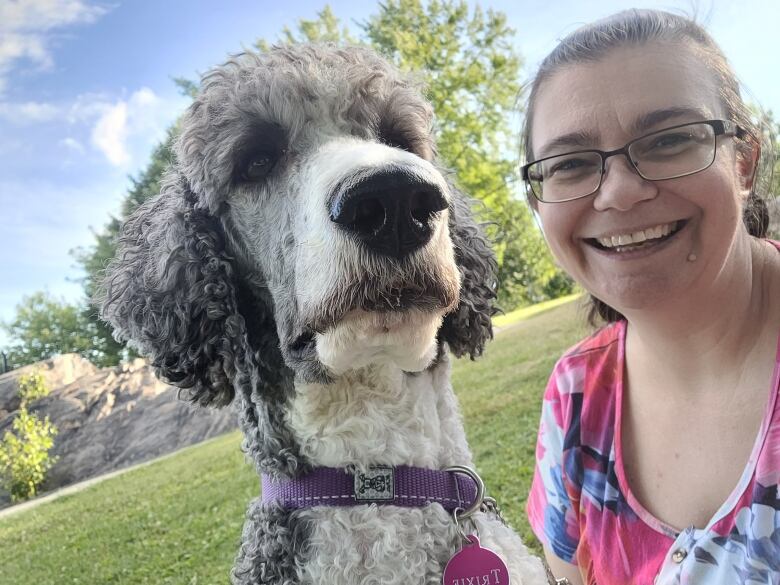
top-left (596, 221), bottom-right (679, 250)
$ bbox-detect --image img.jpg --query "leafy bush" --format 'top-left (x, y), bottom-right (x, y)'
top-left (0, 408), bottom-right (58, 502)
top-left (0, 372), bottom-right (58, 502)
top-left (17, 370), bottom-right (50, 406)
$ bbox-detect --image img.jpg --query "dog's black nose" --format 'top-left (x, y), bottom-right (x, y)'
top-left (329, 169), bottom-right (448, 259)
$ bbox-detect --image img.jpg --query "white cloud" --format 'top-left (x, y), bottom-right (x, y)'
top-left (0, 100), bottom-right (60, 122)
top-left (91, 100), bottom-right (129, 166)
top-left (0, 0), bottom-right (107, 93)
top-left (0, 0), bottom-right (104, 30)
top-left (0, 33), bottom-right (51, 90)
top-left (67, 91), bottom-right (112, 123)
top-left (131, 87), bottom-right (158, 108)
top-left (60, 137), bottom-right (85, 153)
top-left (1, 87), bottom-right (187, 167)
top-left (87, 87), bottom-right (186, 167)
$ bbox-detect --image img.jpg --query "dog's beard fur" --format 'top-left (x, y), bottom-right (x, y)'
top-left (304, 266), bottom-right (460, 333)
top-left (299, 236), bottom-right (461, 376)
top-left (315, 308), bottom-right (446, 375)
top-left (309, 267), bottom-right (460, 375)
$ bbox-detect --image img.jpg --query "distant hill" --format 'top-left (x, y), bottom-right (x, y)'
top-left (0, 354), bottom-right (237, 508)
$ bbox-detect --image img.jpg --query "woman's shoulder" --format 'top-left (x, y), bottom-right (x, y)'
top-left (547, 320), bottom-right (625, 398)
top-left (556, 320), bottom-right (624, 368)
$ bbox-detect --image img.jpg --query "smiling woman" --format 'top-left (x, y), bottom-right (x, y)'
top-left (520, 9), bottom-right (780, 585)
top-left (527, 40), bottom-right (763, 317)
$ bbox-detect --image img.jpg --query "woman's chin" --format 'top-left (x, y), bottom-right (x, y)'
top-left (585, 274), bottom-right (685, 315)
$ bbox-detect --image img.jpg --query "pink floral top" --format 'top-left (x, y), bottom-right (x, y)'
top-left (526, 247), bottom-right (780, 585)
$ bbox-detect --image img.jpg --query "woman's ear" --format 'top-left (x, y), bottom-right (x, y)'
top-left (736, 137), bottom-right (770, 237)
top-left (737, 139), bottom-right (761, 200)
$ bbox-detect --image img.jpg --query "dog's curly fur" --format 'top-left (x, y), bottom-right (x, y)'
top-left (98, 44), bottom-right (545, 584)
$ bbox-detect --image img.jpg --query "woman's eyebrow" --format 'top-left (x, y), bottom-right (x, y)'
top-left (535, 106), bottom-right (713, 159)
top-left (631, 106), bottom-right (711, 134)
top-left (535, 129), bottom-right (599, 158)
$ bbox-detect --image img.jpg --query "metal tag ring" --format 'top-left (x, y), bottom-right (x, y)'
top-left (445, 465), bottom-right (485, 519)
top-left (451, 507), bottom-right (472, 545)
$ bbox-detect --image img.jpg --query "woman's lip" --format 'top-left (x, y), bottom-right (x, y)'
top-left (584, 220), bottom-right (689, 259)
top-left (582, 219), bottom-right (688, 241)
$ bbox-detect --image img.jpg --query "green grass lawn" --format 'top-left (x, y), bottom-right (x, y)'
top-left (0, 299), bottom-right (588, 585)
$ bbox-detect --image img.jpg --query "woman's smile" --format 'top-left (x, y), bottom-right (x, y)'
top-left (589, 220), bottom-right (682, 250)
top-left (583, 219), bottom-right (688, 259)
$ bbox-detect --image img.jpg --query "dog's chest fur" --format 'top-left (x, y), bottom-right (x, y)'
top-left (276, 356), bottom-right (547, 584)
top-left (294, 505), bottom-right (546, 584)
top-left (287, 356), bottom-right (471, 470)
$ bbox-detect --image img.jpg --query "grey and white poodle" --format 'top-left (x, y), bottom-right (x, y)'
top-left (98, 44), bottom-right (547, 585)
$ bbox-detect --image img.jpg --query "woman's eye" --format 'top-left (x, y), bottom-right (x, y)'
top-left (648, 132), bottom-right (692, 150)
top-left (549, 157), bottom-right (593, 175)
top-left (632, 131), bottom-right (698, 161)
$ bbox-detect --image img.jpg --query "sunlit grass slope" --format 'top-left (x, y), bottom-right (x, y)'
top-left (0, 298), bottom-right (587, 584)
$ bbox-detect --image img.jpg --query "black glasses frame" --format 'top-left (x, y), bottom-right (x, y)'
top-left (520, 119), bottom-right (747, 203)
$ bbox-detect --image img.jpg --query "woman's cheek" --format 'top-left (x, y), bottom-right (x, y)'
top-left (539, 212), bottom-right (581, 275)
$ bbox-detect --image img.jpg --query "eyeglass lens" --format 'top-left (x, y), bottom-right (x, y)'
top-left (528, 122), bottom-right (717, 202)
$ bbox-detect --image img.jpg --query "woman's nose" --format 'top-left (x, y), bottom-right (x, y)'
top-left (592, 156), bottom-right (658, 212)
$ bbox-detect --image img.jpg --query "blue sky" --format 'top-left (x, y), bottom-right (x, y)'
top-left (1, 0), bottom-right (778, 349)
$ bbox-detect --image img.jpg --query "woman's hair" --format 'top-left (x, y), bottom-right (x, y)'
top-left (521, 8), bottom-right (772, 326)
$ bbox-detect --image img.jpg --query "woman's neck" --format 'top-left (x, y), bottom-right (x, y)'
top-left (622, 236), bottom-right (778, 394)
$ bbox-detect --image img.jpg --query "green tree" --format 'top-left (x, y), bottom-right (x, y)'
top-left (2, 292), bottom-right (91, 369)
top-left (754, 110), bottom-right (779, 238)
top-left (0, 373), bottom-right (58, 502)
top-left (274, 5), bottom-right (357, 46)
top-left (0, 291), bottom-right (121, 369)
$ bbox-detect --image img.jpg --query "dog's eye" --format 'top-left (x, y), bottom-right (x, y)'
top-left (377, 123), bottom-right (415, 153)
top-left (379, 132), bottom-right (413, 153)
top-left (240, 151), bottom-right (283, 182)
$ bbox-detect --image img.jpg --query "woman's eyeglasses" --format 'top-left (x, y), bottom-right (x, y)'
top-left (521, 119), bottom-right (748, 203)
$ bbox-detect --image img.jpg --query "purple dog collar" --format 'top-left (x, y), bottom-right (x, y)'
top-left (261, 465), bottom-right (480, 511)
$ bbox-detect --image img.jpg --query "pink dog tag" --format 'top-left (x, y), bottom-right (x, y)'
top-left (442, 534), bottom-right (510, 585)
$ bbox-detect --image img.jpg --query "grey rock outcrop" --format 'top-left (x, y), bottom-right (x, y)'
top-left (0, 354), bottom-right (237, 508)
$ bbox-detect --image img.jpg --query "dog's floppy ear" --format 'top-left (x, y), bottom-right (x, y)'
top-left (97, 171), bottom-right (242, 407)
top-left (439, 187), bottom-right (499, 359)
